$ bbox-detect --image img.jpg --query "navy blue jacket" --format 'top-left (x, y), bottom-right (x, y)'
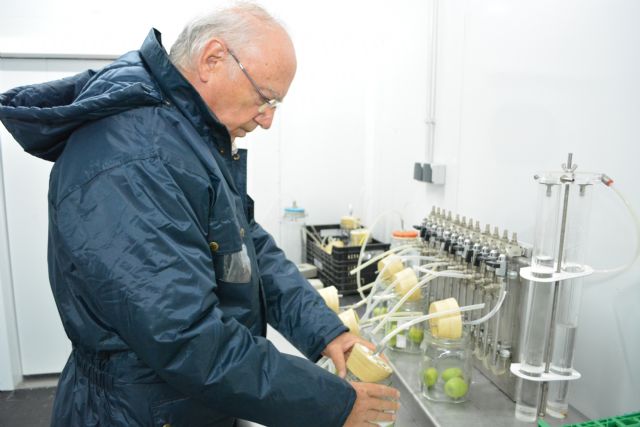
top-left (0, 29), bottom-right (355, 427)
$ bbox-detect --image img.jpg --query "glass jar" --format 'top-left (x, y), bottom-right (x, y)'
top-left (345, 373), bottom-right (395, 427)
top-left (421, 328), bottom-right (472, 403)
top-left (390, 230), bottom-right (421, 249)
top-left (346, 344), bottom-right (397, 427)
top-left (384, 297), bottom-right (424, 354)
top-left (391, 230), bottom-right (422, 269)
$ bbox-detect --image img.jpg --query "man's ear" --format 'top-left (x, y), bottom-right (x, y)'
top-left (197, 38), bottom-right (226, 83)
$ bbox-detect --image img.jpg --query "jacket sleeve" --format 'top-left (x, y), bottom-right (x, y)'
top-left (250, 220), bottom-right (349, 361)
top-left (53, 156), bottom-right (355, 427)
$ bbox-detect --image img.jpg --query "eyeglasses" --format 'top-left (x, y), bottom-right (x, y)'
top-left (227, 49), bottom-right (280, 114)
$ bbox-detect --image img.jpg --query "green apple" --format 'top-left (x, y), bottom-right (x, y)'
top-left (444, 377), bottom-right (468, 399)
top-left (422, 367), bottom-right (438, 388)
top-left (373, 306), bottom-right (388, 317)
top-left (441, 367), bottom-right (463, 382)
top-left (408, 326), bottom-right (424, 344)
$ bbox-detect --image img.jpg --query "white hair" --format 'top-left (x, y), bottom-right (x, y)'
top-left (169, 2), bottom-right (283, 71)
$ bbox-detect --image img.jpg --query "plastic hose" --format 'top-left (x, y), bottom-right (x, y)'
top-left (360, 311), bottom-right (424, 328)
top-left (349, 244), bottom-right (414, 276)
top-left (592, 183), bottom-right (640, 275)
top-left (354, 210), bottom-right (405, 299)
top-left (375, 303), bottom-right (486, 356)
top-left (354, 253), bottom-right (443, 319)
top-left (464, 282), bottom-right (507, 325)
top-left (371, 270), bottom-right (473, 334)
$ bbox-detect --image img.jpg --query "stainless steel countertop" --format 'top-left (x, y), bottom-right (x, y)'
top-left (385, 349), bottom-right (587, 427)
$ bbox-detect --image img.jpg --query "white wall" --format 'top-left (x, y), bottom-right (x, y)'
top-left (1, 0), bottom-right (639, 420)
top-left (0, 133), bottom-right (22, 389)
top-left (0, 58), bottom-right (112, 380)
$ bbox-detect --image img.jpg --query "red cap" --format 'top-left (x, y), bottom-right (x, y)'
top-left (392, 230), bottom-right (419, 238)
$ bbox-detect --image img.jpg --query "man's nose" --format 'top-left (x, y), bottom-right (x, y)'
top-left (255, 108), bottom-right (275, 129)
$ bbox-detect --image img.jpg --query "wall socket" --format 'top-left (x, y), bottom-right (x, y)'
top-left (414, 162), bottom-right (446, 185)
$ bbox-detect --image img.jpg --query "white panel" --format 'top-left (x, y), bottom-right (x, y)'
top-left (0, 58), bottom-right (110, 375)
top-left (0, 132), bottom-right (22, 390)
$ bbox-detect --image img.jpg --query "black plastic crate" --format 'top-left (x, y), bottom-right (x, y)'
top-left (305, 224), bottom-right (390, 295)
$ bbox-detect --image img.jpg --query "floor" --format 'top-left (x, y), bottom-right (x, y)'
top-left (0, 384), bottom-right (56, 427)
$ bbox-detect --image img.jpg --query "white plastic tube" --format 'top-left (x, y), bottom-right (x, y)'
top-left (349, 244), bottom-right (415, 276)
top-left (356, 254), bottom-right (443, 320)
top-left (464, 285), bottom-right (507, 326)
top-left (360, 272), bottom-right (406, 322)
top-left (360, 311), bottom-right (424, 328)
top-left (371, 270), bottom-right (473, 334)
top-left (375, 303), bottom-right (486, 355)
top-left (592, 184), bottom-right (640, 275)
top-left (354, 211), bottom-right (405, 299)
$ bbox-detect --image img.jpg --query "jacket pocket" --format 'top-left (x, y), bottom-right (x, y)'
top-left (214, 244), bottom-right (252, 283)
top-left (151, 396), bottom-right (232, 427)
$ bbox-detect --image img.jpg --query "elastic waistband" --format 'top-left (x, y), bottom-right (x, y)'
top-left (72, 346), bottom-right (159, 387)
top-left (72, 348), bottom-right (117, 390)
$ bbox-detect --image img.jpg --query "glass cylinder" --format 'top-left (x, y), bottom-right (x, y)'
top-left (384, 298), bottom-right (424, 353)
top-left (498, 269), bottom-right (520, 354)
top-left (519, 281), bottom-right (555, 375)
top-left (421, 328), bottom-right (473, 403)
top-left (531, 176), bottom-right (562, 278)
top-left (561, 174), bottom-right (598, 272)
top-left (514, 280), bottom-right (555, 421)
top-left (515, 377), bottom-right (541, 422)
top-left (546, 277), bottom-right (584, 418)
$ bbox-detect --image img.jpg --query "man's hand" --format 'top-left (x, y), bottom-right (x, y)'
top-left (321, 332), bottom-right (376, 378)
top-left (343, 382), bottom-right (400, 427)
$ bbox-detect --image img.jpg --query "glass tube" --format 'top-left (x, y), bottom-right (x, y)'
top-left (561, 174), bottom-right (597, 272)
top-left (531, 176), bottom-right (562, 278)
top-left (496, 268), bottom-right (520, 366)
top-left (515, 280), bottom-right (555, 420)
top-left (519, 280), bottom-right (555, 375)
top-left (545, 173), bottom-right (596, 417)
top-left (516, 377), bottom-right (542, 422)
top-left (546, 276), bottom-right (584, 418)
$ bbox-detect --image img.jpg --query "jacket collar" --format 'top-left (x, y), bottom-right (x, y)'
top-left (139, 28), bottom-right (231, 153)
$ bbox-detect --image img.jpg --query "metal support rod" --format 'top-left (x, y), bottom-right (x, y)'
top-left (539, 153), bottom-right (574, 417)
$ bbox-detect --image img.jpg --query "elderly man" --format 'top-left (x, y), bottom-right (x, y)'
top-left (0, 3), bottom-right (398, 427)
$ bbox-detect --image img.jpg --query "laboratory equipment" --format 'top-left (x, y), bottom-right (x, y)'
top-left (513, 154), bottom-right (599, 422)
top-left (327, 152), bottom-right (638, 424)
top-left (280, 201), bottom-right (306, 264)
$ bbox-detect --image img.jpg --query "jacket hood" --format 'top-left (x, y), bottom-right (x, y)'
top-left (0, 51), bottom-right (163, 162)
